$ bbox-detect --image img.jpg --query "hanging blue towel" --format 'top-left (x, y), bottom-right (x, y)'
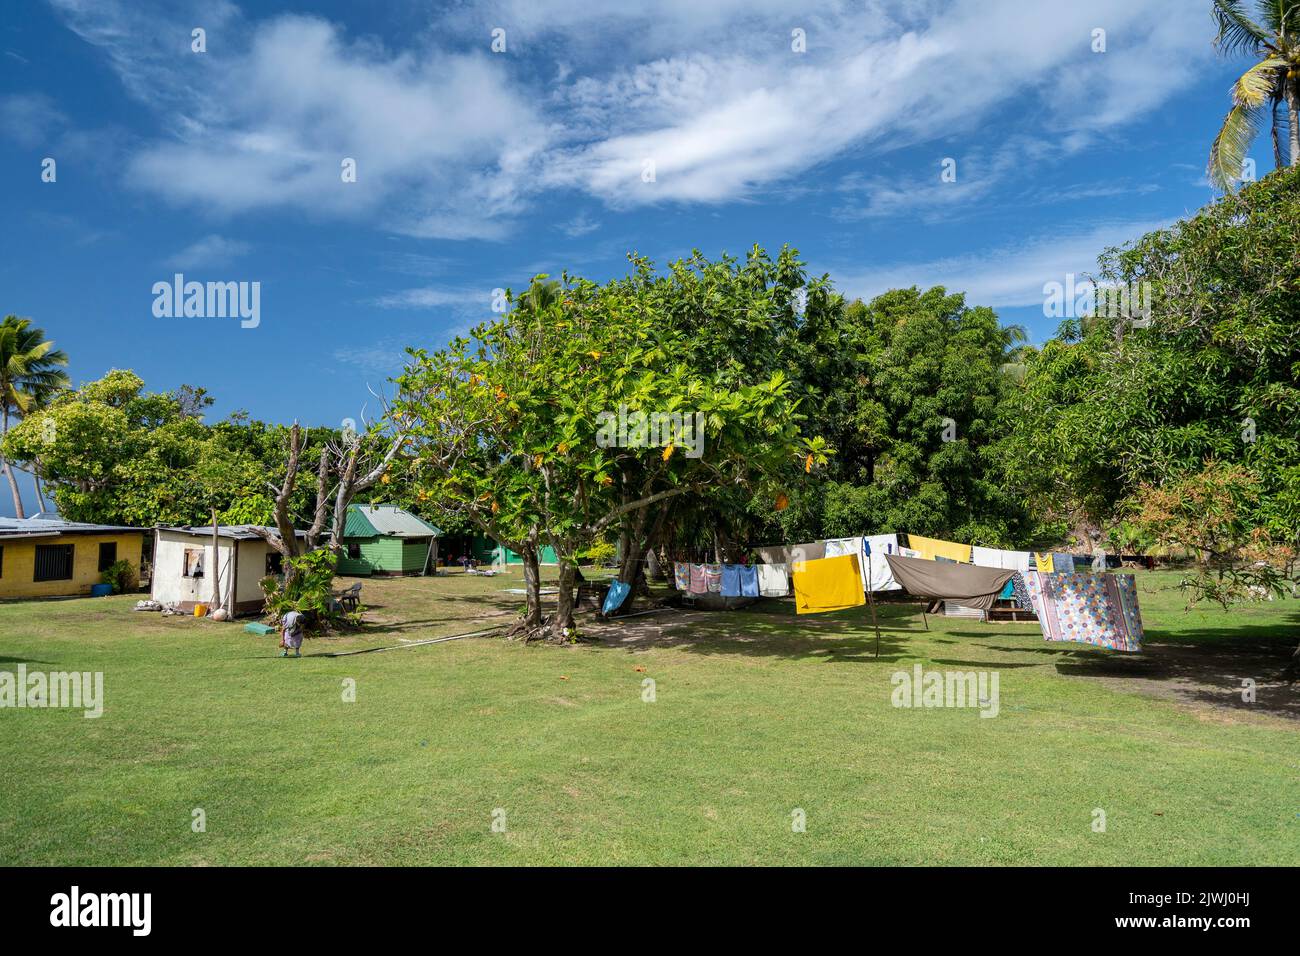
top-left (602, 580), bottom-right (631, 615)
top-left (720, 564), bottom-right (743, 596)
top-left (998, 578), bottom-right (1016, 600)
top-left (739, 565), bottom-right (760, 597)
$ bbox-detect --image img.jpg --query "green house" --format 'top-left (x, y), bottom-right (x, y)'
top-left (338, 504), bottom-right (441, 577)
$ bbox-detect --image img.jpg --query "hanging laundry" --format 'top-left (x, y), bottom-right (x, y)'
top-left (825, 535), bottom-right (902, 592)
top-left (739, 565), bottom-right (760, 597)
top-left (1052, 552), bottom-right (1076, 574)
top-left (1001, 550), bottom-right (1032, 573)
top-left (1033, 552), bottom-right (1055, 573)
top-left (673, 562), bottom-right (692, 592)
top-left (1022, 571), bottom-right (1144, 652)
top-left (1009, 572), bottom-right (1034, 612)
top-left (720, 564), bottom-right (743, 597)
top-left (602, 580), bottom-right (631, 615)
top-left (862, 533), bottom-right (902, 591)
top-left (997, 578), bottom-right (1016, 600)
top-left (754, 546), bottom-right (791, 565)
top-left (757, 563), bottom-right (790, 597)
top-left (884, 553), bottom-right (1015, 612)
top-left (825, 537), bottom-right (866, 590)
top-left (702, 564), bottom-right (723, 593)
top-left (791, 540), bottom-right (827, 562)
top-left (897, 546), bottom-right (922, 559)
top-left (688, 564), bottom-right (709, 595)
top-left (972, 546), bottom-right (1030, 572)
top-left (906, 535), bottom-right (972, 564)
top-left (791, 554), bottom-right (866, 615)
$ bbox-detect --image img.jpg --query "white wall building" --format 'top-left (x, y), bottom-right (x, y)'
top-left (151, 526), bottom-right (304, 615)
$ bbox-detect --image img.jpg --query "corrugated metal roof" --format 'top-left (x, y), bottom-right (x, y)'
top-left (158, 525), bottom-right (308, 540)
top-left (0, 516), bottom-right (142, 536)
top-left (344, 504), bottom-right (440, 539)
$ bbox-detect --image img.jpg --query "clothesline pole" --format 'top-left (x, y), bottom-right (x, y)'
top-left (866, 549), bottom-right (881, 659)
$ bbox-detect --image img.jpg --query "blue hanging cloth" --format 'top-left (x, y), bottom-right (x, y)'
top-left (603, 579), bottom-right (631, 615)
top-left (720, 564), bottom-right (744, 596)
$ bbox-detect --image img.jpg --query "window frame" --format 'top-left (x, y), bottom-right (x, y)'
top-left (33, 543), bottom-right (75, 583)
top-left (98, 541), bottom-right (118, 573)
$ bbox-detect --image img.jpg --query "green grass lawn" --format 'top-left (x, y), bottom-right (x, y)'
top-left (2, 568), bottom-right (1297, 865)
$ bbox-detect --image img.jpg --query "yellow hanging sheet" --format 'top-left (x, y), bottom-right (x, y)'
top-left (1034, 552), bottom-right (1055, 573)
top-left (906, 534), bottom-right (972, 564)
top-left (791, 554), bottom-right (866, 615)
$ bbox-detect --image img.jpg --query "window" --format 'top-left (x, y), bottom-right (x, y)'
top-left (346, 542), bottom-right (361, 560)
top-left (98, 542), bottom-right (117, 573)
top-left (34, 544), bottom-right (74, 582)
top-left (265, 551), bottom-right (283, 575)
top-left (182, 548), bottom-right (205, 578)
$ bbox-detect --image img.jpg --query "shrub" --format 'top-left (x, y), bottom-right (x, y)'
top-left (98, 559), bottom-right (139, 595)
top-left (259, 549), bottom-right (361, 632)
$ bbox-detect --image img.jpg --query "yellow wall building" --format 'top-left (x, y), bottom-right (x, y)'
top-left (0, 518), bottom-right (146, 600)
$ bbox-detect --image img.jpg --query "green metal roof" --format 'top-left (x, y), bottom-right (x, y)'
top-left (343, 504), bottom-right (440, 539)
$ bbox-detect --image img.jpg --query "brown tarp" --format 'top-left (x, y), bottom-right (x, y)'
top-left (884, 553), bottom-right (1015, 612)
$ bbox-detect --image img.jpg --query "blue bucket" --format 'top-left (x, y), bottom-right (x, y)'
top-left (90, 584), bottom-right (113, 597)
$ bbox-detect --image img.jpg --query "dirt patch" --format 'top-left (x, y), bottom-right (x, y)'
top-left (1053, 638), bottom-right (1299, 723)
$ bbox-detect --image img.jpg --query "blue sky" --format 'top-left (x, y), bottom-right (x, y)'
top-left (0, 1), bottom-right (1269, 513)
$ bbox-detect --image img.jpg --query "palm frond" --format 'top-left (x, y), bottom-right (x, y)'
top-left (1208, 101), bottom-right (1265, 189)
top-left (1212, 0), bottom-right (1271, 54)
top-left (1232, 55), bottom-right (1287, 105)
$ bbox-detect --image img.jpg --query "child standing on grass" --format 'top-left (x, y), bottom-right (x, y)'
top-left (280, 610), bottom-right (304, 658)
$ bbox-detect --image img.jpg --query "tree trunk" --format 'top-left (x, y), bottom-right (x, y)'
top-left (547, 561), bottom-right (578, 642)
top-left (1, 406), bottom-right (25, 519)
top-left (210, 508), bottom-right (223, 613)
top-left (1288, 75), bottom-right (1300, 168)
top-left (33, 467), bottom-right (50, 513)
top-left (521, 542), bottom-right (542, 630)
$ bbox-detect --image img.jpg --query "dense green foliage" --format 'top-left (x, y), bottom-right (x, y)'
top-left (1009, 167), bottom-right (1300, 565)
top-left (785, 287), bottom-right (1030, 546)
top-left (2, 370), bottom-right (339, 528)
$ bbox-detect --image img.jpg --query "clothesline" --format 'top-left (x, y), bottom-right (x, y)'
top-left (667, 530), bottom-right (1144, 653)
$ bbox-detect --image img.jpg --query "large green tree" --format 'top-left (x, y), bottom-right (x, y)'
top-left (785, 287), bottom-right (1031, 547)
top-left (1009, 166), bottom-right (1300, 663)
top-left (397, 253), bottom-right (828, 641)
top-left (1, 370), bottom-right (335, 529)
top-left (0, 315), bottom-right (69, 518)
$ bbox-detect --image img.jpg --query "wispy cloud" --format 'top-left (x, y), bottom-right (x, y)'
top-left (372, 286), bottom-right (494, 311)
top-left (46, 0), bottom-right (1213, 235)
top-left (164, 234), bottom-right (251, 269)
top-left (835, 218), bottom-right (1176, 310)
top-left (557, 212), bottom-right (600, 237)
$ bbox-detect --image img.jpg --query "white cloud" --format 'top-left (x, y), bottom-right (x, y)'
top-left (557, 213), bottom-right (600, 238)
top-left (165, 234), bottom-right (251, 269)
top-left (537, 0), bottom-right (1213, 208)
top-left (47, 0), bottom-right (1214, 233)
top-left (835, 218), bottom-right (1176, 309)
top-left (372, 286), bottom-right (493, 312)
top-left (50, 2), bottom-right (546, 239)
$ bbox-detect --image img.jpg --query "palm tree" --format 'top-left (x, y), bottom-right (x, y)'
top-left (1208, 1), bottom-right (1300, 190)
top-left (0, 315), bottom-right (70, 518)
